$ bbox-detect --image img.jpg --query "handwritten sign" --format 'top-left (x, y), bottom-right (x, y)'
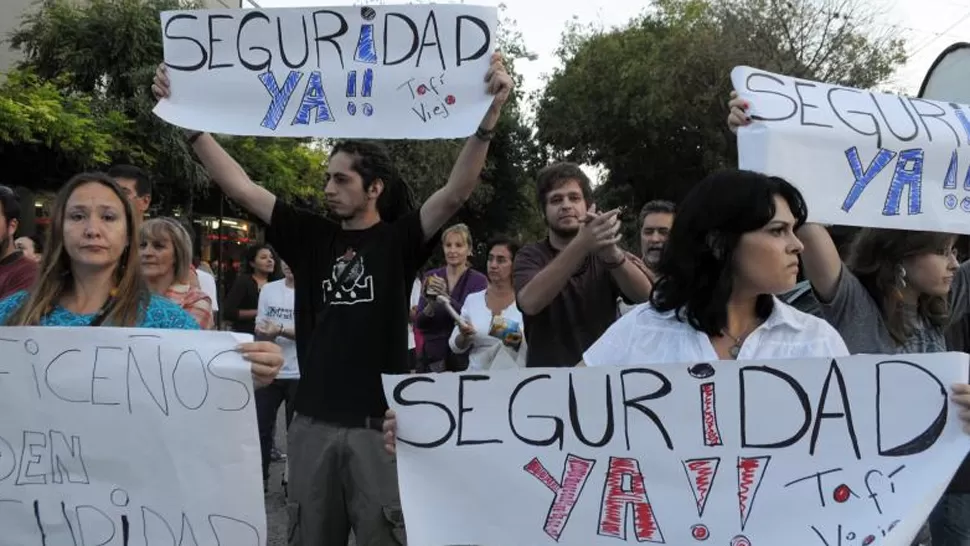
top-left (154, 4), bottom-right (497, 139)
top-left (383, 353), bottom-right (970, 545)
top-left (732, 66), bottom-right (970, 234)
top-left (0, 327), bottom-right (265, 546)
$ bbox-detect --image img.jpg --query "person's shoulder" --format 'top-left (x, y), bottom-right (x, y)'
top-left (469, 269), bottom-right (488, 282)
top-left (144, 294), bottom-right (201, 330)
top-left (774, 298), bottom-right (844, 340)
top-left (0, 290), bottom-right (28, 322)
top-left (265, 278), bottom-right (287, 290)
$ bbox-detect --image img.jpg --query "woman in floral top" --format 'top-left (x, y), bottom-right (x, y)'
top-left (140, 217), bottom-right (214, 329)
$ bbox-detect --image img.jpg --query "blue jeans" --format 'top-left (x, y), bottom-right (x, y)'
top-left (930, 493), bottom-right (970, 546)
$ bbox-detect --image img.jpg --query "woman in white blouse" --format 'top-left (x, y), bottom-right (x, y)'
top-left (448, 237), bottom-right (527, 370)
top-left (583, 169), bottom-right (849, 367)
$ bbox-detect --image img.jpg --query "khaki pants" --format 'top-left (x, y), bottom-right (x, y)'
top-left (287, 414), bottom-right (406, 546)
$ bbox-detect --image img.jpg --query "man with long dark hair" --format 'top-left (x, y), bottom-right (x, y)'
top-left (152, 53), bottom-right (513, 545)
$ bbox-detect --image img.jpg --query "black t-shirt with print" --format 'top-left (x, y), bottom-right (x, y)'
top-left (266, 199), bottom-right (433, 420)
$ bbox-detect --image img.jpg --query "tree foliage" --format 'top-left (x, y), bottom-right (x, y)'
top-left (535, 0), bottom-right (907, 243)
top-left (3, 0), bottom-right (327, 209)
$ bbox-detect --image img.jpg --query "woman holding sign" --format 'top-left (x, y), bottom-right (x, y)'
top-left (384, 169), bottom-right (849, 453)
top-left (729, 96), bottom-right (970, 546)
top-left (0, 173), bottom-right (283, 385)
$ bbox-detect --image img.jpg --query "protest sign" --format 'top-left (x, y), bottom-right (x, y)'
top-left (383, 353), bottom-right (970, 546)
top-left (154, 4), bottom-right (497, 139)
top-left (0, 327), bottom-right (265, 546)
top-left (732, 66), bottom-right (970, 234)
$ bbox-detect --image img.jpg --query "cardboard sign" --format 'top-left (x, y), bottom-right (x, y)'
top-left (154, 4), bottom-right (497, 139)
top-left (383, 353), bottom-right (970, 545)
top-left (0, 327), bottom-right (265, 545)
top-left (733, 65), bottom-right (970, 234)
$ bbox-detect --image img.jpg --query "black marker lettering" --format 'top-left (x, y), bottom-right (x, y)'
top-left (877, 360), bottom-right (947, 456)
top-left (508, 374), bottom-right (564, 449)
top-left (416, 11), bottom-right (446, 70)
top-left (77, 504), bottom-right (116, 546)
top-left (384, 12), bottom-right (419, 66)
top-left (91, 346), bottom-right (122, 407)
top-left (236, 11), bottom-right (272, 71)
top-left (620, 368), bottom-right (673, 450)
top-left (209, 514), bottom-right (261, 545)
top-left (393, 376), bottom-right (456, 448)
top-left (908, 97), bottom-right (961, 147)
top-left (46, 349), bottom-right (89, 403)
top-left (16, 431), bottom-right (48, 485)
top-left (163, 14), bottom-right (206, 71)
top-left (740, 365), bottom-right (811, 449)
top-left (455, 15), bottom-right (490, 66)
top-left (744, 72), bottom-right (797, 121)
top-left (172, 350), bottom-right (209, 411)
top-left (277, 16), bottom-right (309, 69)
top-left (125, 345), bottom-right (170, 416)
top-left (828, 87), bottom-right (883, 148)
top-left (568, 373), bottom-right (614, 447)
top-left (871, 93), bottom-right (919, 143)
top-left (207, 14), bottom-right (234, 70)
top-left (809, 359), bottom-right (861, 459)
top-left (207, 349), bottom-right (251, 412)
top-left (312, 10), bottom-right (348, 70)
top-left (794, 82), bottom-right (833, 128)
top-left (456, 375), bottom-right (502, 446)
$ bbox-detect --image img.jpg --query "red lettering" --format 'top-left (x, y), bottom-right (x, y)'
top-left (598, 457), bottom-right (664, 542)
top-left (523, 454), bottom-right (596, 541)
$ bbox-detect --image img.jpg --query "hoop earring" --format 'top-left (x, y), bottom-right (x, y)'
top-left (896, 264), bottom-right (907, 289)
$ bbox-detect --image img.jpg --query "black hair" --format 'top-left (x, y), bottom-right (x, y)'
top-left (650, 169), bottom-right (808, 336)
top-left (486, 235), bottom-right (521, 258)
top-left (0, 185), bottom-right (22, 225)
top-left (107, 164), bottom-right (152, 197)
top-left (330, 140), bottom-right (415, 223)
top-left (535, 162), bottom-right (593, 207)
top-left (638, 199), bottom-right (676, 225)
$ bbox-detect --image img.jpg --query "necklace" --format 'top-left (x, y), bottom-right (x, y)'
top-left (720, 329), bottom-right (746, 359)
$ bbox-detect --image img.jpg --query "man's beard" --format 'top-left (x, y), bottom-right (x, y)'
top-left (548, 221), bottom-right (579, 240)
top-left (643, 244), bottom-right (665, 268)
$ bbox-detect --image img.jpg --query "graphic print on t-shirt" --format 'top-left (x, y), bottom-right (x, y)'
top-left (322, 247), bottom-right (374, 305)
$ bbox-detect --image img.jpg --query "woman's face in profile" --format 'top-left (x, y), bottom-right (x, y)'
top-left (732, 195), bottom-right (804, 295)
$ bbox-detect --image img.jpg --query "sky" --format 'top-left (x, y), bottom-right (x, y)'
top-left (253, 0), bottom-right (970, 178)
top-left (253, 0), bottom-right (970, 96)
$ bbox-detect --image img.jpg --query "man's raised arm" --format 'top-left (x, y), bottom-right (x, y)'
top-left (419, 52), bottom-right (513, 240)
top-left (152, 65), bottom-right (276, 224)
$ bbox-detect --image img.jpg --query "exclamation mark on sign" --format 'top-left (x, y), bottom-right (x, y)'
top-left (346, 69), bottom-right (374, 117)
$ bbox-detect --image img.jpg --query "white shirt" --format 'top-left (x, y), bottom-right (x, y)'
top-left (256, 279), bottom-right (299, 379)
top-left (585, 297), bottom-right (848, 367)
top-left (448, 290), bottom-right (527, 370)
top-left (196, 268), bottom-right (219, 312)
top-left (408, 278), bottom-right (421, 350)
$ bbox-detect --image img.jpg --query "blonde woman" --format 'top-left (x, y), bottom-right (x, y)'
top-left (0, 172), bottom-right (283, 384)
top-left (140, 217), bottom-right (214, 329)
top-left (415, 223), bottom-right (487, 372)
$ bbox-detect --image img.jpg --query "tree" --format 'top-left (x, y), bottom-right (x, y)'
top-left (535, 0), bottom-right (906, 243)
top-left (5, 0), bottom-right (327, 210)
top-left (0, 69), bottom-right (136, 189)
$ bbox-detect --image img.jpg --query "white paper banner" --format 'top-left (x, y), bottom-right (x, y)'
top-left (0, 327), bottom-right (265, 546)
top-left (732, 65), bottom-right (970, 234)
top-left (154, 4), bottom-right (497, 139)
top-left (384, 353), bottom-right (970, 546)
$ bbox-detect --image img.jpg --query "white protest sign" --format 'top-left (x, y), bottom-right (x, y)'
top-left (154, 4), bottom-right (497, 139)
top-left (732, 66), bottom-right (970, 234)
top-left (0, 327), bottom-right (265, 546)
top-left (383, 353), bottom-right (970, 546)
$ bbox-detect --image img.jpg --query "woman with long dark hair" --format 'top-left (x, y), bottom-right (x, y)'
top-left (224, 243), bottom-right (277, 334)
top-left (582, 169), bottom-right (848, 366)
